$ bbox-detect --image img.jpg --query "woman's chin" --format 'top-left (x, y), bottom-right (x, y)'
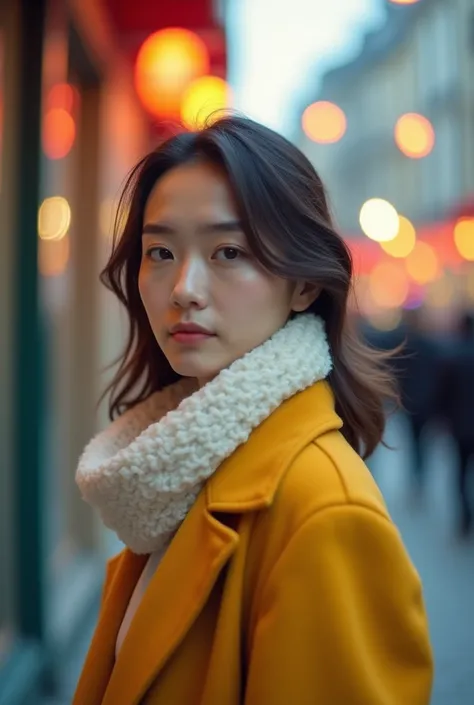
top-left (168, 357), bottom-right (222, 385)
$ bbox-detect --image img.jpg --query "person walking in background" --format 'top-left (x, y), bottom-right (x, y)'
top-left (73, 116), bottom-right (432, 704)
top-left (360, 308), bottom-right (441, 498)
top-left (439, 312), bottom-right (474, 537)
top-left (394, 308), bottom-right (443, 499)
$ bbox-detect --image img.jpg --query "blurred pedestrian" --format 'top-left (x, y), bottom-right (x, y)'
top-left (439, 312), bottom-right (474, 537)
top-left (74, 116), bottom-right (432, 704)
top-left (395, 308), bottom-right (442, 498)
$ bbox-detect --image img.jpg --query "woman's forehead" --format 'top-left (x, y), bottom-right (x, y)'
top-left (144, 163), bottom-right (237, 222)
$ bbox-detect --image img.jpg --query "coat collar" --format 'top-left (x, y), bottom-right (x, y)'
top-left (73, 382), bottom-right (342, 705)
top-left (206, 380), bottom-right (341, 511)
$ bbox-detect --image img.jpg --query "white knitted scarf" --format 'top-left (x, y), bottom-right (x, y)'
top-left (76, 314), bottom-right (332, 555)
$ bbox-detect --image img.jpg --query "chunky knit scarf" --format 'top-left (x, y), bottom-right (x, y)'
top-left (76, 314), bottom-right (332, 555)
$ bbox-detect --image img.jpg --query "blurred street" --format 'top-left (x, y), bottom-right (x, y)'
top-left (372, 414), bottom-right (474, 705)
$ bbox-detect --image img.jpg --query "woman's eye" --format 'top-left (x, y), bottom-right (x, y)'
top-left (214, 247), bottom-right (243, 261)
top-left (146, 247), bottom-right (173, 261)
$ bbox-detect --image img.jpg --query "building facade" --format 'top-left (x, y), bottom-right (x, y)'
top-left (296, 0), bottom-right (474, 323)
top-left (0, 0), bottom-right (226, 702)
top-left (298, 0), bottom-right (474, 230)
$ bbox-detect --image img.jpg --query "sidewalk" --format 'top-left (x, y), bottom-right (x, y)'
top-left (371, 414), bottom-right (474, 705)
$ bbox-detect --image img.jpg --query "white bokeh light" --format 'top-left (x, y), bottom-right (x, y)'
top-left (359, 198), bottom-right (400, 242)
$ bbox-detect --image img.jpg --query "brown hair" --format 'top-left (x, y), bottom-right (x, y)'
top-left (101, 115), bottom-right (398, 458)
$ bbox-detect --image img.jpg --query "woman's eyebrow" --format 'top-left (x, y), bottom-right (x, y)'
top-left (142, 223), bottom-right (175, 235)
top-left (199, 220), bottom-right (243, 234)
top-left (142, 220), bottom-right (243, 236)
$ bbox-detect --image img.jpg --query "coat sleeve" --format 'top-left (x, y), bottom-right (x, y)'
top-left (244, 504), bottom-right (433, 705)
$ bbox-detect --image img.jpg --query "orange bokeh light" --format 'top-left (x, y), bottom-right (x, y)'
top-left (395, 113), bottom-right (435, 159)
top-left (405, 241), bottom-right (439, 284)
top-left (369, 262), bottom-right (409, 308)
top-left (42, 108), bottom-right (76, 159)
top-left (46, 83), bottom-right (77, 113)
top-left (380, 215), bottom-right (417, 258)
top-left (302, 101), bottom-right (347, 144)
top-left (389, 0), bottom-right (421, 4)
top-left (181, 76), bottom-right (231, 130)
top-left (39, 232), bottom-right (70, 277)
top-left (135, 28), bottom-right (209, 119)
top-left (453, 217), bottom-right (474, 261)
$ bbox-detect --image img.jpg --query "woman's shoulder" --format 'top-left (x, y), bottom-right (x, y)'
top-left (244, 431), bottom-right (397, 604)
top-left (255, 429), bottom-right (390, 546)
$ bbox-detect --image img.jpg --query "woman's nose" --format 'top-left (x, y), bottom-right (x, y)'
top-left (170, 258), bottom-right (208, 310)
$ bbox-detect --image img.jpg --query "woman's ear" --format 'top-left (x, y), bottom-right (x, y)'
top-left (291, 281), bottom-right (321, 312)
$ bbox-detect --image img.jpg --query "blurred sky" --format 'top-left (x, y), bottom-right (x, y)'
top-left (227, 0), bottom-right (387, 136)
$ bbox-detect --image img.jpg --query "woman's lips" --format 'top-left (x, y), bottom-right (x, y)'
top-left (171, 331), bottom-right (215, 344)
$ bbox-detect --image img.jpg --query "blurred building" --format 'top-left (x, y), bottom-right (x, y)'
top-left (297, 0), bottom-right (474, 328)
top-left (0, 0), bottom-right (227, 702)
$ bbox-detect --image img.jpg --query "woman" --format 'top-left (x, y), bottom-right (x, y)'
top-left (74, 116), bottom-right (432, 704)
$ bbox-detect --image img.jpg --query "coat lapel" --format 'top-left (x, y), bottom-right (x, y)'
top-left (73, 550), bottom-right (148, 704)
top-left (101, 490), bottom-right (239, 705)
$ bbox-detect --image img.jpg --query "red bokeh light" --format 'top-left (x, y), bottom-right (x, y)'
top-left (42, 108), bottom-right (76, 160)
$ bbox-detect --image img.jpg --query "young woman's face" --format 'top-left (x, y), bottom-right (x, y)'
top-left (139, 161), bottom-right (312, 384)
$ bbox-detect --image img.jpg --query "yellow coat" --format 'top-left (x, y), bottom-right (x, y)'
top-left (74, 382), bottom-right (433, 705)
